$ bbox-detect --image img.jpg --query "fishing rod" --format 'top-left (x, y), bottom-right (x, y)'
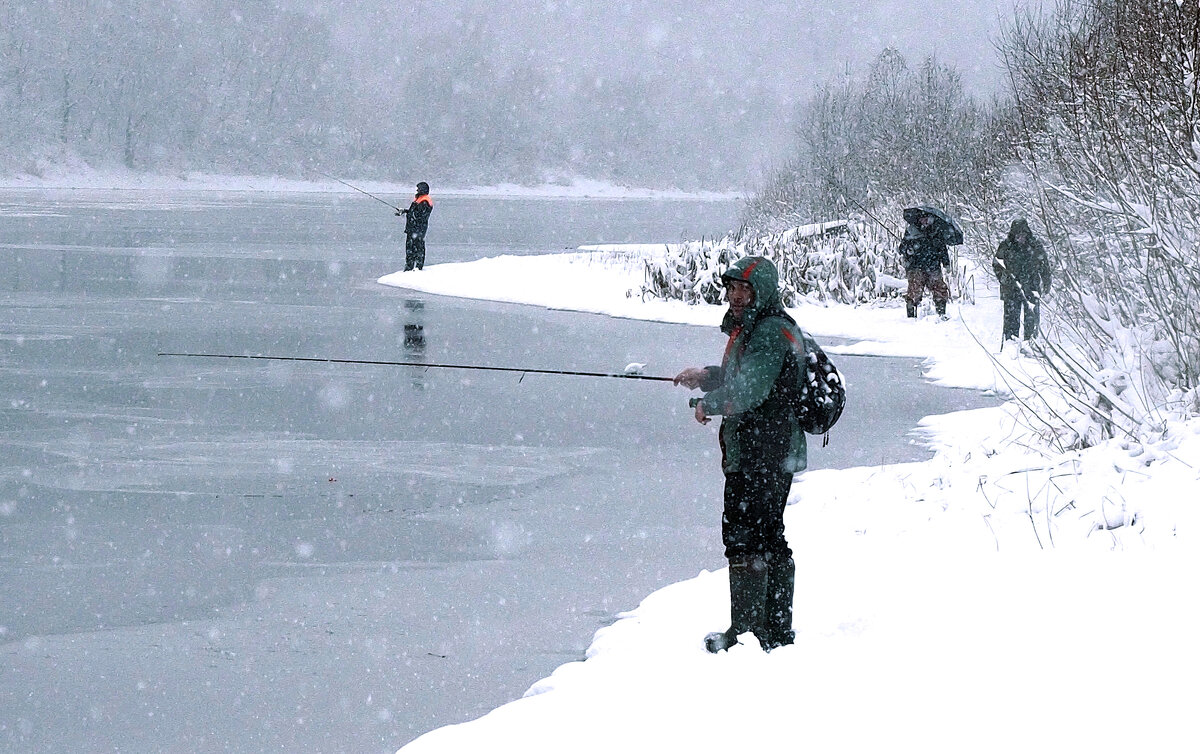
top-left (843, 193), bottom-right (902, 242)
top-left (824, 175), bottom-right (902, 241)
top-left (158, 352), bottom-right (675, 382)
top-left (316, 170), bottom-right (402, 212)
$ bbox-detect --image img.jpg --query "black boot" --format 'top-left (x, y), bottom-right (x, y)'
top-left (935, 300), bottom-right (947, 319)
top-left (705, 557), bottom-right (768, 653)
top-left (906, 301), bottom-right (917, 318)
top-left (760, 555), bottom-right (795, 651)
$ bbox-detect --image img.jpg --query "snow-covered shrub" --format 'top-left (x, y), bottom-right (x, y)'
top-left (640, 238), bottom-right (741, 305)
top-left (640, 218), bottom-right (972, 307)
top-left (1000, 0), bottom-right (1200, 442)
top-left (742, 220), bottom-right (905, 305)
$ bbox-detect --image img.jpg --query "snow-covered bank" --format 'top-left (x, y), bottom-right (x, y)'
top-left (379, 251), bottom-right (1006, 393)
top-left (0, 167), bottom-right (739, 201)
top-left (381, 250), bottom-right (1200, 753)
top-left (403, 551), bottom-right (1198, 753)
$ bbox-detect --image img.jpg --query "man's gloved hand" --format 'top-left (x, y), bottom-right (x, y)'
top-left (395, 209), bottom-right (407, 216)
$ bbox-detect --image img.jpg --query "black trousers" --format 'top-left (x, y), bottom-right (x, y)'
top-left (722, 467), bottom-right (793, 564)
top-left (405, 234), bottom-right (426, 271)
top-left (1002, 296), bottom-right (1040, 341)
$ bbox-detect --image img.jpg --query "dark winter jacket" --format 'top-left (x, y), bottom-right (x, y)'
top-left (404, 194), bottom-right (433, 237)
top-left (697, 256), bottom-right (806, 475)
top-left (899, 223), bottom-right (951, 273)
top-left (993, 219), bottom-right (1051, 301)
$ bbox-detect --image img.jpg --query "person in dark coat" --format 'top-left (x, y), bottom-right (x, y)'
top-left (396, 181), bottom-right (433, 271)
top-left (993, 218), bottom-right (1052, 342)
top-left (673, 256), bottom-right (806, 653)
top-left (900, 210), bottom-right (951, 318)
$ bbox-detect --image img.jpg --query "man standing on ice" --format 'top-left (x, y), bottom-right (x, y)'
top-left (674, 256), bottom-right (804, 653)
top-left (396, 181), bottom-right (433, 271)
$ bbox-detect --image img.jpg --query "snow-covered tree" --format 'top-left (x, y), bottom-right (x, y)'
top-left (999, 0), bottom-right (1200, 443)
top-left (744, 49), bottom-right (1009, 250)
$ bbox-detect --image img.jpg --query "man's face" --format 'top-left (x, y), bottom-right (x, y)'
top-left (724, 279), bottom-right (755, 320)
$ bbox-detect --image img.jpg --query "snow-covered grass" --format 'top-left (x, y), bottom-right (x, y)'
top-left (634, 219), bottom-right (920, 307)
top-left (380, 249), bottom-right (1200, 753)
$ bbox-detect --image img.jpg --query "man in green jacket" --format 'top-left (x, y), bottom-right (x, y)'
top-left (674, 256), bottom-right (805, 652)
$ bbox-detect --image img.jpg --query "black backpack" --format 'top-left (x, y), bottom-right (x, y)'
top-left (777, 314), bottom-right (846, 440)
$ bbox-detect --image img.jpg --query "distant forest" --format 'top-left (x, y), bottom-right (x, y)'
top-left (0, 0), bottom-right (801, 189)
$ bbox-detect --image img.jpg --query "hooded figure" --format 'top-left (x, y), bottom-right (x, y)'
top-left (397, 182), bottom-right (434, 271)
top-left (673, 256), bottom-right (805, 653)
top-left (993, 218), bottom-right (1051, 341)
top-left (899, 210), bottom-right (952, 318)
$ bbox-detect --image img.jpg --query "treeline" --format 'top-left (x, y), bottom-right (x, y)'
top-left (743, 0), bottom-right (1200, 441)
top-left (0, 0), bottom-right (784, 187)
top-left (1, 1), bottom-right (337, 176)
top-left (743, 49), bottom-right (1010, 247)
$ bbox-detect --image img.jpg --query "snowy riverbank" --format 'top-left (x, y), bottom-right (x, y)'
top-left (380, 250), bottom-right (1200, 753)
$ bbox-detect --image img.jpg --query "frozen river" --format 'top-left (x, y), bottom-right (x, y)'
top-left (0, 189), bottom-right (995, 752)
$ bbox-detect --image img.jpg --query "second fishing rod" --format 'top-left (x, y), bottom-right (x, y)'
top-left (316, 170), bottom-right (403, 212)
top-left (158, 352), bottom-right (677, 383)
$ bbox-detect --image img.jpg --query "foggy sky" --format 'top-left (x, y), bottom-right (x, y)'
top-left (324, 0), bottom-right (1031, 94)
top-left (314, 0), bottom-right (1040, 182)
top-left (3, 0), bottom-right (1046, 188)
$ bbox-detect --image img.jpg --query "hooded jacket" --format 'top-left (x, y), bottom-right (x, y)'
top-left (405, 193), bottom-right (433, 237)
top-left (697, 256), bottom-right (806, 475)
top-left (993, 218), bottom-right (1051, 301)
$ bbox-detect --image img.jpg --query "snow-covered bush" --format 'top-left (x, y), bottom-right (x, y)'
top-left (999, 0), bottom-right (1200, 443)
top-left (743, 220), bottom-right (904, 305)
top-left (641, 238), bottom-right (741, 305)
top-left (641, 218), bottom-right (972, 307)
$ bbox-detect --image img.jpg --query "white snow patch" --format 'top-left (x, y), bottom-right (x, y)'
top-left (383, 247), bottom-right (1200, 754)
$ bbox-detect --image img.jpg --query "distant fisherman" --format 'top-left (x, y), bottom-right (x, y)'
top-left (396, 181), bottom-right (433, 271)
top-left (993, 217), bottom-right (1052, 343)
top-left (899, 208), bottom-right (951, 319)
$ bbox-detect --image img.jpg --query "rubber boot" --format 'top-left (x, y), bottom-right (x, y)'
top-left (906, 301), bottom-right (917, 318)
top-left (760, 556), bottom-right (795, 651)
top-left (935, 300), bottom-right (947, 319)
top-left (704, 557), bottom-right (768, 653)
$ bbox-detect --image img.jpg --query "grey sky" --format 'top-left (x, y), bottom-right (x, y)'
top-left (1, 0), bottom-right (1045, 186)
top-left (308, 0), bottom-right (1041, 183)
top-left (324, 0), bottom-right (1036, 94)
